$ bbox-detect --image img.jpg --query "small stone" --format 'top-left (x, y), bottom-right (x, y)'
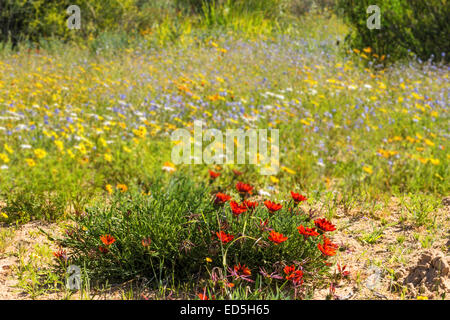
top-left (431, 256), bottom-right (449, 275)
top-left (418, 253), bottom-right (433, 265)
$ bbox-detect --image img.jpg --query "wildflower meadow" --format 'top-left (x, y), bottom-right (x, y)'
top-left (0, 0), bottom-right (448, 302)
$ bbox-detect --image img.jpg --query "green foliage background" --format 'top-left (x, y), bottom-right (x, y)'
top-left (337, 0), bottom-right (449, 63)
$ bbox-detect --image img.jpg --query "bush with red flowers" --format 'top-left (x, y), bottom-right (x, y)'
top-left (55, 174), bottom-right (339, 298)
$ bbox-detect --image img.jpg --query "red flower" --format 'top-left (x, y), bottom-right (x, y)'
top-left (216, 231), bottom-right (234, 244)
top-left (323, 236), bottom-right (338, 249)
top-left (283, 264), bottom-right (296, 275)
top-left (243, 200), bottom-right (258, 210)
top-left (264, 200), bottom-right (282, 213)
top-left (53, 249), bottom-right (67, 261)
top-left (297, 225), bottom-right (319, 237)
top-left (314, 218), bottom-right (336, 232)
top-left (198, 293), bottom-right (209, 300)
top-left (283, 264), bottom-right (303, 285)
top-left (230, 201), bottom-right (248, 216)
top-left (287, 270), bottom-right (304, 285)
top-left (209, 170), bottom-right (220, 179)
top-left (100, 234), bottom-right (116, 246)
top-left (337, 263), bottom-right (350, 277)
top-left (268, 231), bottom-right (288, 244)
top-left (236, 182), bottom-right (253, 195)
top-left (215, 192), bottom-right (232, 204)
top-left (141, 237), bottom-right (151, 247)
top-left (234, 263), bottom-right (251, 276)
top-left (99, 246), bottom-right (109, 254)
top-left (318, 236), bottom-right (338, 256)
top-left (291, 191), bottom-right (307, 203)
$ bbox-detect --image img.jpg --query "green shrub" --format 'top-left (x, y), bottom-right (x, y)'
top-left (0, 0), bottom-right (174, 46)
top-left (55, 175), bottom-right (334, 288)
top-left (337, 0), bottom-right (449, 64)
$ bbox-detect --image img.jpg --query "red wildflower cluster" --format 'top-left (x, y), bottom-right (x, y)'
top-left (234, 263), bottom-right (251, 276)
top-left (229, 263), bottom-right (254, 282)
top-left (53, 249), bottom-right (67, 261)
top-left (264, 200), bottom-right (282, 213)
top-left (236, 182), bottom-right (253, 195)
top-left (216, 231), bottom-right (234, 244)
top-left (99, 246), bottom-right (109, 254)
top-left (215, 192), bottom-right (231, 204)
top-left (198, 293), bottom-right (215, 300)
top-left (243, 200), bottom-right (258, 210)
top-left (283, 264), bottom-right (304, 286)
top-left (297, 225), bottom-right (319, 237)
top-left (317, 236), bottom-right (338, 256)
top-left (291, 191), bottom-right (307, 204)
top-left (209, 170), bottom-right (220, 179)
top-left (100, 234), bottom-right (116, 246)
top-left (230, 201), bottom-right (248, 216)
top-left (99, 234), bottom-right (116, 253)
top-left (314, 218), bottom-right (336, 232)
top-left (337, 263), bottom-right (350, 278)
top-left (141, 237), bottom-right (151, 247)
top-left (268, 231), bottom-right (288, 244)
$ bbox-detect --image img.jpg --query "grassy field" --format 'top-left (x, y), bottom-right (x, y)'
top-left (0, 11), bottom-right (448, 300)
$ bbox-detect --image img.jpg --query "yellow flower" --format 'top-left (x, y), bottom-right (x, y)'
top-left (418, 157), bottom-right (428, 164)
top-left (105, 184), bottom-right (113, 195)
top-left (104, 153), bottom-right (113, 162)
top-left (116, 184), bottom-right (128, 193)
top-left (424, 139), bottom-right (434, 147)
top-left (25, 158), bottom-right (36, 167)
top-left (270, 176), bottom-right (279, 184)
top-left (363, 166), bottom-right (373, 175)
top-left (162, 161), bottom-right (176, 173)
top-left (133, 126), bottom-right (147, 138)
top-left (281, 166), bottom-right (296, 175)
top-left (54, 140), bottom-right (64, 153)
top-left (67, 149), bottom-right (75, 159)
top-left (34, 148), bottom-right (47, 159)
top-left (0, 153), bottom-right (10, 163)
top-left (416, 296), bottom-right (428, 300)
top-left (429, 158), bottom-right (440, 165)
top-left (123, 146), bottom-right (131, 153)
top-left (0, 212), bottom-right (8, 219)
top-left (205, 257), bottom-right (212, 263)
top-left (4, 143), bottom-right (13, 154)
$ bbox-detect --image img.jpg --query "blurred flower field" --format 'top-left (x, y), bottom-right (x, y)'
top-left (0, 12), bottom-right (448, 300)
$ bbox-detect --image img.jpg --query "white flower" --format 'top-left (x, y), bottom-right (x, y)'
top-left (258, 189), bottom-right (271, 197)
